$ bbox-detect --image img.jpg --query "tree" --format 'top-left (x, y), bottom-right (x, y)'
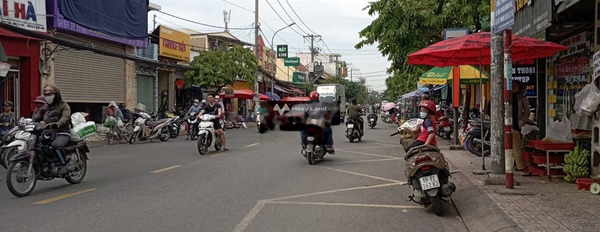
top-left (185, 45), bottom-right (258, 93)
top-left (356, 0), bottom-right (490, 100)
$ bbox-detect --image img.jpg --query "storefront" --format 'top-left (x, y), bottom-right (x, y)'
top-left (154, 25), bottom-right (190, 117)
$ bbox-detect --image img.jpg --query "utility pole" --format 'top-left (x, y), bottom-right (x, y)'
top-left (304, 34), bottom-right (321, 82)
top-left (254, 0), bottom-right (259, 115)
top-left (350, 69), bottom-right (353, 82)
top-left (503, 30), bottom-right (514, 189)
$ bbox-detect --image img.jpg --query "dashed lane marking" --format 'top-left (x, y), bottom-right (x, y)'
top-left (149, 165), bottom-right (182, 173)
top-left (268, 201), bottom-right (422, 209)
top-left (33, 188), bottom-right (96, 205)
top-left (245, 143), bottom-right (260, 147)
top-left (210, 153), bottom-right (225, 158)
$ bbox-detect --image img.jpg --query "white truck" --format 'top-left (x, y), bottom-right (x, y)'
top-left (315, 84), bottom-right (346, 125)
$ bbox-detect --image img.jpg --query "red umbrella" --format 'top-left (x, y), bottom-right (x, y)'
top-left (280, 96), bottom-right (310, 102)
top-left (408, 32), bottom-right (567, 66)
top-left (220, 89), bottom-right (269, 100)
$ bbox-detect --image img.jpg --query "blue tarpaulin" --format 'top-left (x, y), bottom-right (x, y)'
top-left (59, 0), bottom-right (149, 40)
top-left (266, 92), bottom-right (281, 101)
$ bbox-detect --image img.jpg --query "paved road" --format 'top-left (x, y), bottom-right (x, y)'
top-left (0, 120), bottom-right (468, 232)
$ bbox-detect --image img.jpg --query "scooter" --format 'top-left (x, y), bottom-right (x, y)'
top-left (463, 119), bottom-right (491, 157)
top-left (1, 118), bottom-right (32, 169)
top-left (391, 119), bottom-right (456, 216)
top-left (345, 118), bottom-right (363, 143)
top-left (301, 114), bottom-right (332, 165)
top-left (367, 114), bottom-right (377, 129)
top-left (168, 115), bottom-right (183, 139)
top-left (187, 112), bottom-right (200, 140)
top-left (128, 113), bottom-right (172, 144)
top-left (196, 114), bottom-right (222, 155)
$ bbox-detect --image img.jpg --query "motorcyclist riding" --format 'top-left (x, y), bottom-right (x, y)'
top-left (404, 100), bottom-right (437, 152)
top-left (198, 94), bottom-right (228, 151)
top-left (187, 99), bottom-right (203, 115)
top-left (367, 101), bottom-right (378, 121)
top-left (301, 91), bottom-right (335, 153)
top-left (32, 85), bottom-right (75, 175)
top-left (346, 99), bottom-right (363, 136)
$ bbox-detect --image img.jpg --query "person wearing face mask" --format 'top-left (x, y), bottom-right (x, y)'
top-left (404, 100), bottom-right (437, 152)
top-left (32, 85), bottom-right (75, 175)
top-left (187, 99), bottom-right (203, 115)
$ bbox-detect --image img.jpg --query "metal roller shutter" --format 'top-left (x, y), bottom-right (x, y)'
top-left (53, 35), bottom-right (126, 103)
top-left (136, 75), bottom-right (155, 113)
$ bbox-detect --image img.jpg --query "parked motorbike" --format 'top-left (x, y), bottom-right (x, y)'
top-left (391, 119), bottom-right (456, 216)
top-left (345, 118), bottom-right (363, 143)
top-left (196, 114), bottom-right (223, 155)
top-left (434, 107), bottom-right (452, 139)
top-left (256, 112), bottom-right (275, 134)
top-left (168, 115), bottom-right (183, 139)
top-left (1, 118), bottom-right (32, 169)
top-left (187, 112), bottom-right (200, 140)
top-left (5, 122), bottom-right (89, 197)
top-left (367, 114), bottom-right (377, 129)
top-left (464, 119), bottom-right (490, 157)
top-left (301, 114), bottom-right (332, 165)
top-left (128, 113), bottom-right (172, 144)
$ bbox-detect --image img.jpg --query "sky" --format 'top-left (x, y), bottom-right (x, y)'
top-left (149, 0), bottom-right (391, 92)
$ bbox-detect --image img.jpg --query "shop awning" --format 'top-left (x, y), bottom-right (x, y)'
top-left (557, 0), bottom-right (580, 14)
top-left (274, 84), bottom-right (291, 93)
top-left (290, 87), bottom-right (304, 95)
top-left (220, 89), bottom-right (269, 100)
top-left (266, 92), bottom-right (281, 101)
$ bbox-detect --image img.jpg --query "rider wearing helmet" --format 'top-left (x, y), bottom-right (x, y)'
top-left (404, 100), bottom-right (437, 152)
top-left (301, 91), bottom-right (335, 153)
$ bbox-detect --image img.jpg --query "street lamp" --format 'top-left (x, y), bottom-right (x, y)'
top-left (270, 23), bottom-right (295, 100)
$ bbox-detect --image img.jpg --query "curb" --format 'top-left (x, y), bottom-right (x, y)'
top-left (450, 168), bottom-right (523, 232)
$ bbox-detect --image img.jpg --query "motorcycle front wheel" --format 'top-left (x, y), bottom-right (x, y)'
top-left (464, 135), bottom-right (484, 157)
top-left (159, 128), bottom-right (170, 142)
top-left (66, 150), bottom-right (87, 184)
top-left (6, 160), bottom-right (37, 197)
top-left (197, 134), bottom-right (207, 155)
top-left (170, 126), bottom-right (180, 139)
top-left (1, 146), bottom-right (18, 169)
top-left (128, 131), bottom-right (138, 144)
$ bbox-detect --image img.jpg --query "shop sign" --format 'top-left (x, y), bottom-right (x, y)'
top-left (159, 26), bottom-right (190, 61)
top-left (293, 72), bottom-right (306, 83)
top-left (0, 0), bottom-right (46, 32)
top-left (560, 32), bottom-right (588, 57)
top-left (512, 59), bottom-right (537, 96)
top-left (284, 57), bottom-right (300, 66)
top-left (257, 36), bottom-right (276, 74)
top-left (277, 45), bottom-right (288, 58)
top-left (492, 0), bottom-right (515, 34)
top-left (512, 0), bottom-right (552, 37)
top-left (593, 50), bottom-right (600, 81)
top-left (557, 55), bottom-right (590, 86)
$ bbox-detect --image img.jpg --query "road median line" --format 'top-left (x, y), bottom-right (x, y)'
top-left (33, 188), bottom-right (96, 205)
top-left (245, 143), bottom-right (260, 147)
top-left (210, 153), bottom-right (225, 157)
top-left (150, 165), bottom-right (182, 173)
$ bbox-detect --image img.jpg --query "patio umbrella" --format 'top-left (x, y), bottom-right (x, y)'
top-left (280, 96), bottom-right (310, 102)
top-left (382, 102), bottom-right (396, 111)
top-left (407, 32), bottom-right (567, 66)
top-left (419, 65), bottom-right (489, 85)
top-left (220, 89), bottom-right (269, 100)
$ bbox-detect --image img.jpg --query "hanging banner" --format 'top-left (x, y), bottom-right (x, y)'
top-left (0, 0), bottom-right (47, 32)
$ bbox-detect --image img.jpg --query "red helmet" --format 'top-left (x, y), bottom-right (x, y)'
top-left (419, 100), bottom-right (436, 113)
top-left (309, 91), bottom-right (319, 101)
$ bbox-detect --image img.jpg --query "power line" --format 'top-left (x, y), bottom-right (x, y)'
top-left (222, 0), bottom-right (254, 13)
top-left (275, 0), bottom-right (309, 35)
top-left (284, 0), bottom-right (318, 35)
top-left (264, 0), bottom-right (304, 36)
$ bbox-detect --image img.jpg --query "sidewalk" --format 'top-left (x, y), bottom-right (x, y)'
top-left (441, 141), bottom-right (600, 232)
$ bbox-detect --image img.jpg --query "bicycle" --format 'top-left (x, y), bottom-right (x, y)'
top-left (105, 116), bottom-right (134, 145)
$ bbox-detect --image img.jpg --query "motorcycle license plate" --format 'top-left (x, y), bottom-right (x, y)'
top-left (347, 124), bottom-right (354, 129)
top-left (370, 118), bottom-right (375, 121)
top-left (307, 136), bottom-right (315, 142)
top-left (419, 175), bottom-right (440, 190)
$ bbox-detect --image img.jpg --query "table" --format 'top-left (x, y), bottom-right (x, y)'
top-left (527, 140), bottom-right (575, 180)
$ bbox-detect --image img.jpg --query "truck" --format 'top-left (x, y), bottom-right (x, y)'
top-left (315, 84), bottom-right (346, 125)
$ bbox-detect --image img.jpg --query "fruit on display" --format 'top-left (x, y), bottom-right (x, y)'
top-left (563, 146), bottom-right (590, 182)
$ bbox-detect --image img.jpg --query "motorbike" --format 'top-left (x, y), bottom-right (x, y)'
top-left (168, 115), bottom-right (183, 139)
top-left (391, 119), bottom-right (456, 216)
top-left (434, 106), bottom-right (453, 139)
top-left (196, 114), bottom-right (223, 155)
top-left (256, 111), bottom-right (275, 134)
top-left (128, 113), bottom-right (172, 144)
top-left (345, 118), bottom-right (363, 143)
top-left (367, 114), bottom-right (377, 129)
top-left (5, 122), bottom-right (89, 197)
top-left (187, 112), bottom-right (200, 140)
top-left (463, 119), bottom-right (490, 157)
top-left (301, 113), bottom-right (332, 165)
top-left (1, 118), bottom-right (32, 169)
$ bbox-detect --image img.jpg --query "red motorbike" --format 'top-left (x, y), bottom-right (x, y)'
top-left (434, 105), bottom-right (452, 139)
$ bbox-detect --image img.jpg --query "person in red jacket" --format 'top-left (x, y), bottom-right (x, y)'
top-left (404, 100), bottom-right (437, 152)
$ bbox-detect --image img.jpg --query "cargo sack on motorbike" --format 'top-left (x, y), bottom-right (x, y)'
top-left (73, 121), bottom-right (97, 138)
top-left (71, 112), bottom-right (87, 127)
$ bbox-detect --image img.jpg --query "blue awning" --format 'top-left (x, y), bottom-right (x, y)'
top-left (274, 84), bottom-right (291, 93)
top-left (433, 85), bottom-right (447, 91)
top-left (266, 92), bottom-right (281, 101)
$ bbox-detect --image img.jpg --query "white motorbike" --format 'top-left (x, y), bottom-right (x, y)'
top-left (1, 118), bottom-right (32, 169)
top-left (128, 112), bottom-right (172, 144)
top-left (196, 114), bottom-right (222, 155)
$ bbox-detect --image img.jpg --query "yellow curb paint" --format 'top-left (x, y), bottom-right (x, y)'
top-left (210, 153), bottom-right (225, 158)
top-left (268, 201), bottom-right (422, 209)
top-left (149, 165), bottom-right (182, 173)
top-left (33, 188), bottom-right (96, 205)
top-left (245, 143), bottom-right (260, 147)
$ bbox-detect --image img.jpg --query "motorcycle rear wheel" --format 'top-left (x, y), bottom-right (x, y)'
top-left (307, 151), bottom-right (316, 165)
top-left (159, 128), bottom-right (170, 142)
top-left (128, 132), bottom-right (137, 144)
top-left (214, 137), bottom-right (222, 151)
top-left (170, 126), bottom-right (180, 139)
top-left (6, 160), bottom-right (37, 197)
top-left (465, 135), bottom-right (486, 157)
top-left (66, 151), bottom-right (87, 184)
top-left (431, 195), bottom-right (443, 216)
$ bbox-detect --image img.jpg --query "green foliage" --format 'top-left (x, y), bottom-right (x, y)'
top-left (356, 0), bottom-right (490, 100)
top-left (321, 77), bottom-right (368, 104)
top-left (185, 45), bottom-right (258, 91)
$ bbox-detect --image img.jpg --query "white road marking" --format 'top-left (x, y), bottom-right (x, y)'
top-left (232, 200), bottom-right (267, 232)
top-left (320, 167), bottom-right (405, 184)
top-left (268, 201), bottom-right (422, 209)
top-left (336, 148), bottom-right (399, 159)
top-left (266, 183), bottom-right (400, 202)
top-left (149, 165), bottom-right (182, 173)
top-left (245, 143), bottom-right (260, 147)
top-left (336, 158), bottom-right (402, 164)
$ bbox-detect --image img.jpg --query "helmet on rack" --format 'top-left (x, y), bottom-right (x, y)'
top-left (309, 91), bottom-right (319, 101)
top-left (419, 100), bottom-right (436, 114)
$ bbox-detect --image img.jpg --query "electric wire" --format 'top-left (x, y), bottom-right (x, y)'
top-left (275, 0), bottom-right (310, 35)
top-left (264, 0), bottom-right (304, 36)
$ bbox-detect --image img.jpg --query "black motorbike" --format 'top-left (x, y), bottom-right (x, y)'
top-left (464, 119), bottom-right (490, 157)
top-left (345, 118), bottom-right (363, 143)
top-left (5, 123), bottom-right (89, 197)
top-left (367, 114), bottom-right (377, 129)
top-left (186, 112), bottom-right (200, 140)
top-left (168, 115), bottom-right (183, 139)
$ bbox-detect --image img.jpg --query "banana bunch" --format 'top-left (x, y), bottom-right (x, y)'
top-left (563, 146), bottom-right (590, 182)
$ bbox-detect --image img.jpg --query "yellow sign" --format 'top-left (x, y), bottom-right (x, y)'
top-left (159, 25), bottom-right (190, 61)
